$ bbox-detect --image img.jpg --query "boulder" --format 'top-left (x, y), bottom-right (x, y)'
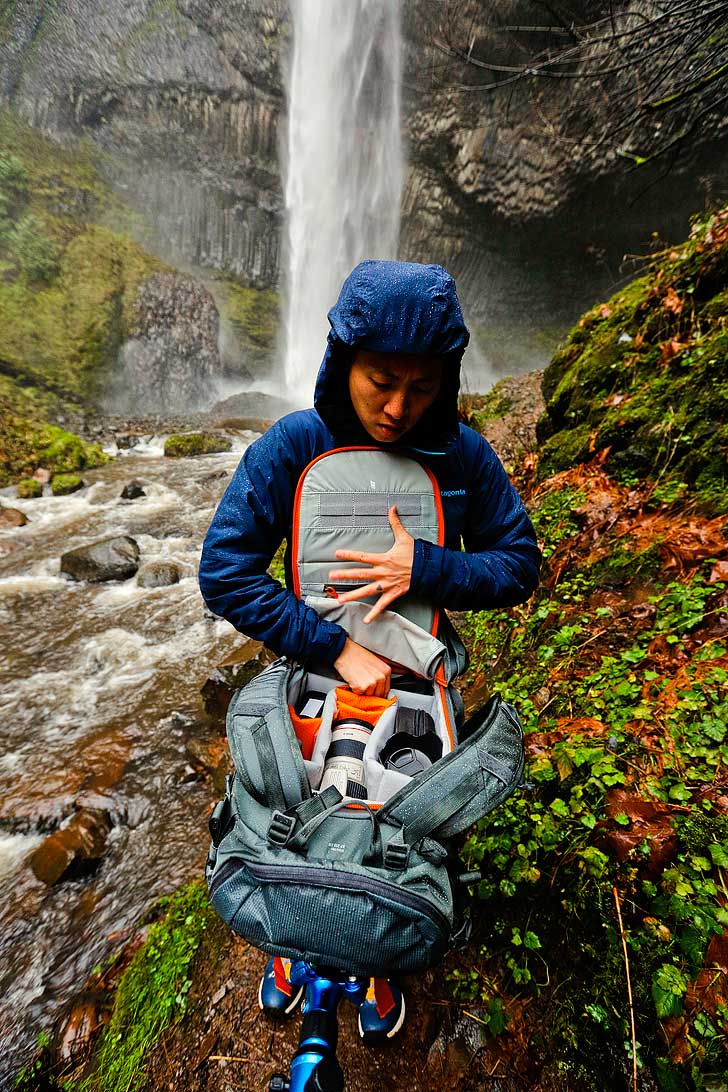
top-left (185, 737), bottom-right (233, 794)
top-left (51, 473), bottom-right (84, 496)
top-left (120, 480), bottom-right (146, 500)
top-left (136, 561), bottom-right (180, 588)
top-left (164, 432), bottom-right (232, 457)
top-left (61, 536), bottom-right (140, 582)
top-left (29, 808), bottom-right (111, 885)
top-left (200, 639), bottom-right (277, 721)
top-left (0, 506), bottom-right (28, 528)
top-left (33, 468), bottom-right (51, 484)
top-left (115, 433), bottom-right (143, 450)
top-left (17, 478), bottom-right (42, 499)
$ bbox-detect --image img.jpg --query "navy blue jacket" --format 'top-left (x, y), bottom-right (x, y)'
top-left (199, 261), bottom-right (541, 665)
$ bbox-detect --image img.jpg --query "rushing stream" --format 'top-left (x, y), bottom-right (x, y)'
top-left (0, 433), bottom-right (254, 1080)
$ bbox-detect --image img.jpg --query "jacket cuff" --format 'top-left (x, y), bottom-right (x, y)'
top-left (309, 622), bottom-right (348, 667)
top-left (410, 538), bottom-right (446, 600)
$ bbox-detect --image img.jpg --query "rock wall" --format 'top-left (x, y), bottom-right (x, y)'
top-left (2, 0), bottom-right (725, 328)
top-left (0, 0), bottom-right (286, 285)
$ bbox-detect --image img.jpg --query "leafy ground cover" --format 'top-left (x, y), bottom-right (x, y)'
top-left (449, 213), bottom-right (728, 1090)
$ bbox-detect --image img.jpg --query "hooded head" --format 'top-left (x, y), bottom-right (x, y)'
top-left (313, 260), bottom-right (470, 453)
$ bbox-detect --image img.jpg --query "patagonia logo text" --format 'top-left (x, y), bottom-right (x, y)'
top-left (441, 489), bottom-right (467, 498)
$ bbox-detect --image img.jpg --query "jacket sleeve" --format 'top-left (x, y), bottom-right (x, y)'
top-left (198, 421), bottom-right (348, 665)
top-left (409, 430), bottom-right (541, 610)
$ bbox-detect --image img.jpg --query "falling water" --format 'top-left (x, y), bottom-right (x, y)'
top-left (283, 0), bottom-right (403, 401)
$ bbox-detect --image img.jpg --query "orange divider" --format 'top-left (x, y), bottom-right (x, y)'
top-left (334, 687), bottom-right (395, 727)
top-left (288, 707), bottom-right (323, 761)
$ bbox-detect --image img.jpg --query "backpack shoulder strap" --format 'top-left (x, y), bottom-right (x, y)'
top-left (227, 659), bottom-right (311, 812)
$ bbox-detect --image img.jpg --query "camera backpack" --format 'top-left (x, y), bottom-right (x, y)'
top-left (205, 448), bottom-right (525, 976)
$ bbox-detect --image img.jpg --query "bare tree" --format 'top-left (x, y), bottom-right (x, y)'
top-left (434, 1), bottom-right (728, 171)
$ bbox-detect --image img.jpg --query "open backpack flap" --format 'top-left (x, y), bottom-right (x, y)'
top-left (205, 448), bottom-right (526, 976)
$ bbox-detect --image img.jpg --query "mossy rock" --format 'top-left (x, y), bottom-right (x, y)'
top-left (17, 477), bottom-right (42, 498)
top-left (536, 209), bottom-right (728, 510)
top-left (51, 472), bottom-right (84, 495)
top-left (164, 433), bottom-right (232, 458)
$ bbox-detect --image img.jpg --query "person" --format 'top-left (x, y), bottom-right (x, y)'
top-left (198, 259), bottom-right (541, 1040)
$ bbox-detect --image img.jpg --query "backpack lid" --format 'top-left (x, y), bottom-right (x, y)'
top-left (292, 447), bottom-right (444, 637)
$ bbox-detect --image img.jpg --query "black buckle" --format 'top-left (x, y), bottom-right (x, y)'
top-left (268, 810), bottom-right (296, 846)
top-left (384, 840), bottom-right (409, 869)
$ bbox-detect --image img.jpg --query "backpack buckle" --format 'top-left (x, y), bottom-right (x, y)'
top-left (384, 839), bottom-right (409, 870)
top-left (268, 810), bottom-right (296, 846)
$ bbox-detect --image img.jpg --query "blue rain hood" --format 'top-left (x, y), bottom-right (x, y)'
top-left (313, 260), bottom-right (470, 453)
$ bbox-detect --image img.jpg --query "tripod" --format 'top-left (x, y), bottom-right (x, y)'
top-left (268, 961), bottom-right (368, 1092)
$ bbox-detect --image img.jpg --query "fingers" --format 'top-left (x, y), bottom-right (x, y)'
top-left (327, 567), bottom-right (382, 583)
top-left (334, 549), bottom-right (382, 563)
top-left (363, 590), bottom-right (399, 624)
top-left (336, 581), bottom-right (387, 605)
top-left (388, 504), bottom-right (407, 537)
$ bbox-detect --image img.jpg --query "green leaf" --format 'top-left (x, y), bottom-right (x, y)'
top-left (652, 964), bottom-right (687, 1018)
top-left (523, 931), bottom-right (541, 950)
top-left (709, 842), bottom-right (728, 868)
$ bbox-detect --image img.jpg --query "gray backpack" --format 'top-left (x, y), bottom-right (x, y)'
top-left (205, 449), bottom-right (525, 976)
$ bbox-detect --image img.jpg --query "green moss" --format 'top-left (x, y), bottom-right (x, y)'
top-left (460, 379), bottom-right (514, 430)
top-left (163, 433), bottom-right (232, 457)
top-left (51, 472), bottom-right (84, 495)
top-left (537, 422), bottom-right (593, 479)
top-left (0, 408), bottom-right (109, 488)
top-left (74, 881), bottom-right (219, 1092)
top-left (16, 478), bottom-right (42, 499)
top-left (536, 213), bottom-right (728, 508)
top-left (212, 278), bottom-right (279, 366)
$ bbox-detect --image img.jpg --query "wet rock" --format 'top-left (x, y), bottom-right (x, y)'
top-left (199, 469), bottom-right (230, 484)
top-left (200, 639), bottom-right (277, 721)
top-left (136, 561), bottom-right (180, 588)
top-left (185, 736), bottom-right (233, 794)
top-left (115, 433), bottom-right (143, 449)
top-left (33, 467), bottom-right (52, 483)
top-left (164, 432), bottom-right (232, 457)
top-left (61, 535), bottom-right (140, 582)
top-left (51, 473), bottom-right (85, 496)
top-left (212, 416), bottom-right (273, 434)
top-left (57, 994), bottom-right (104, 1065)
top-left (17, 478), bottom-right (42, 499)
top-left (120, 480), bottom-right (146, 500)
top-left (30, 808), bottom-right (111, 885)
top-left (0, 505), bottom-right (28, 527)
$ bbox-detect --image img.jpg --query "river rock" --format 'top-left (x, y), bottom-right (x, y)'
top-left (17, 478), bottom-right (42, 499)
top-left (51, 473), bottom-right (85, 496)
top-left (30, 808), bottom-right (111, 885)
top-left (200, 639), bottom-right (277, 721)
top-left (120, 480), bottom-right (146, 500)
top-left (61, 536), bottom-right (140, 582)
top-left (136, 561), bottom-right (180, 588)
top-left (185, 737), bottom-right (233, 794)
top-left (57, 994), bottom-right (104, 1065)
top-left (164, 432), bottom-right (232, 457)
top-left (115, 433), bottom-right (142, 450)
top-left (33, 467), bottom-right (51, 483)
top-left (0, 506), bottom-right (28, 527)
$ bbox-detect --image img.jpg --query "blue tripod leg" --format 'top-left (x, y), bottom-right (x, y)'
top-left (268, 963), bottom-right (346, 1092)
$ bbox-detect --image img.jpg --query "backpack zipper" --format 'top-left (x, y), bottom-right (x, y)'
top-left (211, 857), bottom-right (451, 934)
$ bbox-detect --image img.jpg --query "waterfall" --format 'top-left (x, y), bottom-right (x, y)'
top-left (283, 0), bottom-right (403, 402)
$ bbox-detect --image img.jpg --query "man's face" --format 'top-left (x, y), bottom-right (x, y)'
top-left (348, 350), bottom-right (444, 444)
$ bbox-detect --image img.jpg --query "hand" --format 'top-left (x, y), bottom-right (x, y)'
top-left (327, 505), bottom-right (414, 623)
top-left (333, 638), bottom-right (391, 696)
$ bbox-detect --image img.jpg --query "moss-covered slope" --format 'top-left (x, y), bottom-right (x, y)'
top-left (537, 209), bottom-right (728, 513)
